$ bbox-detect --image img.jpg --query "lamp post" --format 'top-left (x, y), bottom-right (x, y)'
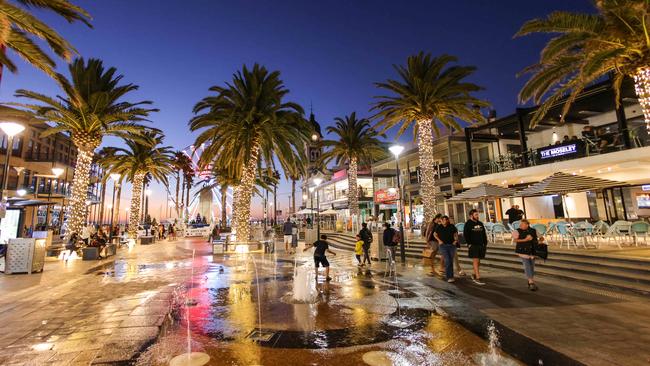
top-left (313, 176), bottom-right (323, 238)
top-left (308, 187), bottom-right (315, 230)
top-left (0, 122), bottom-right (25, 216)
top-left (109, 173), bottom-right (120, 242)
top-left (389, 144), bottom-right (406, 263)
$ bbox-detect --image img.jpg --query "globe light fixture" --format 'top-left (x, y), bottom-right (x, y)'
top-left (313, 177), bottom-right (323, 186)
top-left (17, 189), bottom-right (26, 197)
top-left (110, 173), bottom-right (121, 182)
top-left (389, 144), bottom-right (406, 263)
top-left (311, 133), bottom-right (319, 141)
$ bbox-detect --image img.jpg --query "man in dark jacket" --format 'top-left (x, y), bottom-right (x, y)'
top-left (383, 222), bottom-right (397, 264)
top-left (283, 218), bottom-right (294, 253)
top-left (359, 223), bottom-right (373, 266)
top-left (464, 209), bottom-right (488, 285)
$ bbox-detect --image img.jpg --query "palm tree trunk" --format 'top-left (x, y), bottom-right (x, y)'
top-left (185, 178), bottom-right (191, 218)
top-left (633, 67), bottom-right (650, 131)
top-left (417, 120), bottom-right (437, 224)
top-left (65, 146), bottom-right (95, 237)
top-left (113, 181), bottom-right (122, 226)
top-left (232, 143), bottom-right (260, 241)
top-left (180, 174), bottom-right (185, 217)
top-left (98, 175), bottom-right (107, 225)
top-left (221, 185), bottom-right (228, 227)
top-left (348, 156), bottom-right (359, 218)
top-left (128, 172), bottom-right (145, 237)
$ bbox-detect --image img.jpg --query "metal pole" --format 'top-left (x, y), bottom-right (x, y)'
top-left (316, 189), bottom-right (320, 239)
top-left (1, 134), bottom-right (14, 202)
top-left (109, 182), bottom-right (116, 243)
top-left (395, 156), bottom-right (406, 263)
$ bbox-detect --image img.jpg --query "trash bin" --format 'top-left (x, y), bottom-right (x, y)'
top-left (371, 230), bottom-right (388, 261)
top-left (0, 238), bottom-right (46, 274)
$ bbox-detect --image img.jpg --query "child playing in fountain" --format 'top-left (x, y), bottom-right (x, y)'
top-left (304, 234), bottom-right (337, 281)
top-left (354, 234), bottom-right (364, 266)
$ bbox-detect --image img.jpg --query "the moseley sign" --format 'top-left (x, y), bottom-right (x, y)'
top-left (539, 143), bottom-right (577, 160)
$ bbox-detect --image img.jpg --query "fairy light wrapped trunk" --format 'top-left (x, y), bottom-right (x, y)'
top-left (231, 144), bottom-right (260, 242)
top-left (128, 172), bottom-right (145, 237)
top-left (633, 67), bottom-right (650, 131)
top-left (65, 136), bottom-right (99, 238)
top-left (416, 120), bottom-right (437, 224)
top-left (348, 156), bottom-right (359, 218)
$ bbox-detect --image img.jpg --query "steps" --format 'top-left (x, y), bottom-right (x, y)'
top-left (325, 232), bottom-right (650, 295)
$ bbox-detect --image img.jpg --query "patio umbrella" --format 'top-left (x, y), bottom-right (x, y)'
top-left (449, 183), bottom-right (516, 221)
top-left (516, 172), bottom-right (621, 220)
top-left (295, 208), bottom-right (318, 215)
top-left (320, 209), bottom-right (338, 215)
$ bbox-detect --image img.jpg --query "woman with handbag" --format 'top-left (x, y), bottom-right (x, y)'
top-left (514, 219), bottom-right (539, 291)
top-left (425, 214), bottom-right (442, 276)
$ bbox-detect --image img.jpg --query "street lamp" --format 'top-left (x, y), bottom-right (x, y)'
top-left (144, 188), bottom-right (152, 222)
top-left (308, 187), bottom-right (315, 230)
top-left (0, 122), bottom-right (25, 210)
top-left (109, 173), bottom-right (121, 242)
top-left (312, 176), bottom-right (323, 238)
top-left (389, 144), bottom-right (406, 263)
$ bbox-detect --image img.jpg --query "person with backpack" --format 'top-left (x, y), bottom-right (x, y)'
top-left (383, 222), bottom-right (399, 264)
top-left (359, 222), bottom-right (373, 266)
top-left (514, 219), bottom-right (539, 291)
top-left (433, 215), bottom-right (459, 282)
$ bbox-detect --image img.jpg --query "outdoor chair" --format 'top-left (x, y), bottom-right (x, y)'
top-left (556, 223), bottom-right (577, 249)
top-left (484, 222), bottom-right (494, 243)
top-left (630, 221), bottom-right (650, 246)
top-left (512, 220), bottom-right (521, 230)
top-left (601, 221), bottom-right (632, 249)
top-left (491, 223), bottom-right (508, 245)
top-left (455, 223), bottom-right (465, 232)
top-left (546, 222), bottom-right (558, 241)
top-left (532, 224), bottom-right (547, 237)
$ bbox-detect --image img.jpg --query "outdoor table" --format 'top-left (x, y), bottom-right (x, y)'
top-left (570, 225), bottom-right (593, 247)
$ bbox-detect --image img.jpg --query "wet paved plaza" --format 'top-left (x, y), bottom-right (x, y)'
top-left (0, 237), bottom-right (649, 365)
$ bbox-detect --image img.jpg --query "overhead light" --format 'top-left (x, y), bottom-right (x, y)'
top-left (51, 167), bottom-right (64, 177)
top-left (0, 122), bottom-right (25, 137)
top-left (389, 145), bottom-right (405, 157)
top-left (17, 189), bottom-right (26, 197)
top-left (313, 177), bottom-right (323, 186)
top-left (110, 173), bottom-right (121, 181)
top-left (309, 187), bottom-right (315, 193)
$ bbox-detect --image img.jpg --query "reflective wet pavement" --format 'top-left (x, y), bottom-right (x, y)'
top-left (138, 243), bottom-right (517, 366)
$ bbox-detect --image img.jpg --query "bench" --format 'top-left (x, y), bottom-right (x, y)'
top-left (82, 244), bottom-right (117, 260)
top-left (140, 236), bottom-right (155, 245)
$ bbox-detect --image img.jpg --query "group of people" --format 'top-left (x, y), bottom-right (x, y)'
top-left (282, 218), bottom-right (299, 254)
top-left (66, 226), bottom-right (110, 259)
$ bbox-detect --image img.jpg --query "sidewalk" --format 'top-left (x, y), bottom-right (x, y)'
top-left (0, 239), bottom-right (209, 365)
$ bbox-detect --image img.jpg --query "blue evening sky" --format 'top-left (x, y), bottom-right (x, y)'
top-left (0, 0), bottom-right (593, 219)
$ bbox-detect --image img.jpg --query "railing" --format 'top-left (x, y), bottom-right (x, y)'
top-left (24, 152), bottom-right (75, 166)
top-left (471, 128), bottom-right (649, 176)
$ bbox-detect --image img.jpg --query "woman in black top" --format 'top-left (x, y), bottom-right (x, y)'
top-left (425, 214), bottom-right (442, 276)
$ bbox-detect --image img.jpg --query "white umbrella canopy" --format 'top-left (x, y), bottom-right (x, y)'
top-left (295, 208), bottom-right (318, 215)
top-left (516, 172), bottom-right (621, 196)
top-left (449, 183), bottom-right (515, 201)
top-left (320, 209), bottom-right (339, 215)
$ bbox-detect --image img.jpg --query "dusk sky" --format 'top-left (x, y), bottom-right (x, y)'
top-left (0, 0), bottom-right (594, 220)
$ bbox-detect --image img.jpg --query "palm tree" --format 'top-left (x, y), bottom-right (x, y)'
top-left (196, 166), bottom-right (237, 228)
top-left (15, 58), bottom-right (157, 237)
top-left (98, 131), bottom-right (173, 237)
top-left (0, 0), bottom-right (91, 81)
top-left (372, 53), bottom-right (487, 223)
top-left (190, 64), bottom-right (310, 241)
top-left (171, 151), bottom-right (193, 220)
top-left (321, 112), bottom-right (386, 218)
top-left (517, 1), bottom-right (650, 128)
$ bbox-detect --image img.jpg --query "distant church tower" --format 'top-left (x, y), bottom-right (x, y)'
top-left (302, 111), bottom-right (324, 206)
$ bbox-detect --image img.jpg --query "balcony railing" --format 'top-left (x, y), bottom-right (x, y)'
top-left (24, 152), bottom-right (75, 166)
top-left (471, 128), bottom-right (649, 176)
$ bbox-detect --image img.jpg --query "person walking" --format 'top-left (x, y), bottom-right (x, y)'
top-left (303, 234), bottom-right (337, 282)
top-left (505, 204), bottom-right (524, 225)
top-left (424, 214), bottom-right (442, 276)
top-left (382, 222), bottom-right (397, 264)
top-left (283, 219), bottom-right (293, 253)
top-left (464, 209), bottom-right (488, 285)
top-left (359, 222), bottom-right (373, 266)
top-left (434, 215), bottom-right (459, 283)
top-left (290, 220), bottom-right (298, 254)
top-left (514, 219), bottom-right (539, 291)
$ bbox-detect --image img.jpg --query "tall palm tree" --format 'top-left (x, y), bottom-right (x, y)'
top-left (15, 58), bottom-right (156, 237)
top-left (320, 112), bottom-right (386, 218)
top-left (0, 0), bottom-right (91, 81)
top-left (98, 131), bottom-right (173, 237)
top-left (190, 64), bottom-right (310, 241)
top-left (196, 166), bottom-right (237, 227)
top-left (373, 53), bottom-right (487, 223)
top-left (171, 151), bottom-right (192, 219)
top-left (516, 0), bottom-right (650, 129)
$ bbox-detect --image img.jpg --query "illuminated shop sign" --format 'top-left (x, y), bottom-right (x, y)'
top-left (539, 144), bottom-right (577, 160)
